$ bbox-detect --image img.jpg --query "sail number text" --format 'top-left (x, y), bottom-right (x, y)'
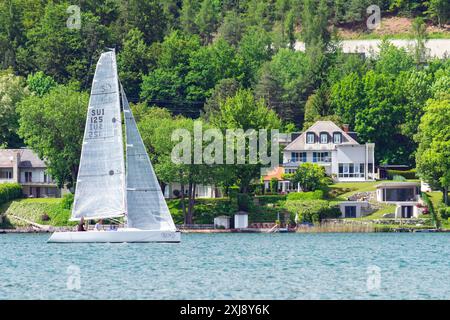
top-left (88, 108), bottom-right (104, 138)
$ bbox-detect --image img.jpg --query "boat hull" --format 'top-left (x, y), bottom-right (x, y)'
top-left (48, 228), bottom-right (181, 243)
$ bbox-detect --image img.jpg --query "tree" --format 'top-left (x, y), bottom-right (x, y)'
top-left (17, 84), bottom-right (88, 188)
top-left (26, 71), bottom-right (56, 97)
top-left (284, 163), bottom-right (330, 192)
top-left (18, 3), bottom-right (111, 88)
top-left (425, 0), bottom-right (449, 28)
top-left (217, 10), bottom-right (245, 46)
top-left (237, 26), bottom-right (273, 87)
top-left (411, 17), bottom-right (428, 65)
top-left (415, 97), bottom-right (450, 205)
top-left (119, 0), bottom-right (168, 44)
top-left (255, 49), bottom-right (310, 125)
top-left (117, 28), bottom-right (155, 98)
top-left (301, 0), bottom-right (330, 48)
top-left (202, 78), bottom-right (241, 122)
top-left (0, 70), bottom-right (28, 147)
top-left (210, 89), bottom-right (282, 193)
top-left (180, 0), bottom-right (199, 34)
top-left (148, 116), bottom-right (218, 224)
top-left (195, 0), bottom-right (219, 44)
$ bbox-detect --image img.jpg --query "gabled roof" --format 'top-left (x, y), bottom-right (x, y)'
top-left (284, 121), bottom-right (360, 151)
top-left (262, 166), bottom-right (284, 181)
top-left (0, 149), bottom-right (47, 168)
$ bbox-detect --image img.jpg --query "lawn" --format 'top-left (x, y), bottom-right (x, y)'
top-left (328, 181), bottom-right (380, 201)
top-left (0, 198), bottom-right (74, 228)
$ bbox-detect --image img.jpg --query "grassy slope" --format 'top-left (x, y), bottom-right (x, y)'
top-left (0, 198), bottom-right (74, 228)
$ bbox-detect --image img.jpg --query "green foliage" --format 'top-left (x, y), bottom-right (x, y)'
top-left (283, 200), bottom-right (339, 223)
top-left (270, 177), bottom-right (278, 193)
top-left (0, 70), bottom-right (28, 147)
top-left (17, 84), bottom-right (88, 188)
top-left (0, 183), bottom-right (22, 204)
top-left (26, 71), bottom-right (56, 97)
top-left (422, 192), bottom-right (441, 228)
top-left (415, 97), bottom-right (450, 205)
top-left (4, 198), bottom-right (74, 227)
top-left (387, 169), bottom-right (417, 180)
top-left (61, 193), bottom-right (74, 210)
top-left (286, 190), bottom-right (324, 201)
top-left (285, 163), bottom-right (331, 192)
top-left (255, 194), bottom-right (286, 206)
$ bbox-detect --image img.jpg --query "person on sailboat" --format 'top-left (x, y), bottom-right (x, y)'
top-left (77, 216), bottom-right (86, 232)
top-left (94, 219), bottom-right (103, 231)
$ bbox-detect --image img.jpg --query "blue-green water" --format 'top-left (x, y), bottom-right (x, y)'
top-left (1, 233), bottom-right (450, 299)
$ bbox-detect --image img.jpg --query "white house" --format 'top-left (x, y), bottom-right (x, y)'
top-left (0, 149), bottom-right (62, 198)
top-left (276, 121), bottom-right (375, 192)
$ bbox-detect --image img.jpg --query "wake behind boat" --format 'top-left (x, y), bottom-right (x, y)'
top-left (48, 50), bottom-right (180, 243)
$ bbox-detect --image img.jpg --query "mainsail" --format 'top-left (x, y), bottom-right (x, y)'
top-left (71, 51), bottom-right (126, 220)
top-left (121, 86), bottom-right (176, 231)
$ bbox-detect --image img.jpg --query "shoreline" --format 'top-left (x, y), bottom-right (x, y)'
top-left (1, 227), bottom-right (448, 234)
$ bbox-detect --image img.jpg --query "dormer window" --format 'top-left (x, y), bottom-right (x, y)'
top-left (306, 132), bottom-right (315, 144)
top-left (333, 132), bottom-right (342, 144)
top-left (320, 133), bottom-right (328, 144)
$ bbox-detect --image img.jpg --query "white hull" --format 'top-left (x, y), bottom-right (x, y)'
top-left (48, 228), bottom-right (181, 243)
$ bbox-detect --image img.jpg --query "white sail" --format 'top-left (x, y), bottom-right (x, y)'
top-left (121, 86), bottom-right (176, 231)
top-left (71, 51), bottom-right (126, 221)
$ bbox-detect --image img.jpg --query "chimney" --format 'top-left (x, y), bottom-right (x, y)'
top-left (342, 124), bottom-right (349, 133)
top-left (13, 151), bottom-right (20, 183)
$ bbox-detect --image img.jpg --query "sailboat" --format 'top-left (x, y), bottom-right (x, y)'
top-left (48, 50), bottom-right (180, 243)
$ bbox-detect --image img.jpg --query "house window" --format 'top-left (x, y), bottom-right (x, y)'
top-left (306, 132), bottom-right (315, 144)
top-left (291, 152), bottom-right (307, 162)
top-left (313, 152), bottom-right (330, 163)
top-left (0, 168), bottom-right (13, 179)
top-left (338, 163), bottom-right (365, 178)
top-left (25, 171), bottom-right (32, 182)
top-left (333, 133), bottom-right (342, 144)
top-left (320, 133), bottom-right (328, 144)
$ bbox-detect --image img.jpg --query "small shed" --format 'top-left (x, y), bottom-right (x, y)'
top-left (339, 201), bottom-right (370, 218)
top-left (234, 211), bottom-right (248, 229)
top-left (214, 215), bottom-right (231, 229)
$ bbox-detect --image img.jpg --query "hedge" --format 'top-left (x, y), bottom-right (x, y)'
top-left (422, 192), bottom-right (441, 228)
top-left (283, 199), bottom-right (340, 223)
top-left (387, 169), bottom-right (416, 180)
top-left (0, 183), bottom-right (22, 204)
top-left (287, 190), bottom-right (324, 201)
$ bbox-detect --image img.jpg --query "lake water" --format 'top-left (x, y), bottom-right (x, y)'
top-left (1, 233), bottom-right (450, 300)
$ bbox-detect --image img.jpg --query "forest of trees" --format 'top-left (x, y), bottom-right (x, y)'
top-left (0, 0), bottom-right (449, 215)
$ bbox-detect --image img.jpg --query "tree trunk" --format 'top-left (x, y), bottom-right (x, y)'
top-left (180, 182), bottom-right (187, 224)
top-left (188, 182), bottom-right (196, 225)
top-left (186, 180), bottom-right (194, 225)
top-left (444, 186), bottom-right (449, 206)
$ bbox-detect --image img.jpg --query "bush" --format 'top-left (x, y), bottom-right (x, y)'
top-left (283, 200), bottom-right (337, 224)
top-left (387, 169), bottom-right (416, 180)
top-left (0, 183), bottom-right (22, 204)
top-left (422, 192), bottom-right (441, 228)
top-left (438, 207), bottom-right (450, 219)
top-left (287, 190), bottom-right (324, 201)
top-left (255, 194), bottom-right (286, 206)
top-left (392, 175), bottom-right (407, 181)
top-left (61, 193), bottom-right (74, 210)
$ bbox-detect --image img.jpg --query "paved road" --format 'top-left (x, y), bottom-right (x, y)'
top-left (295, 39), bottom-right (450, 58)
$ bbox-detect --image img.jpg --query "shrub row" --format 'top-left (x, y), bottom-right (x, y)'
top-left (0, 183), bottom-right (22, 204)
top-left (387, 169), bottom-right (416, 180)
top-left (422, 192), bottom-right (441, 228)
top-left (286, 190), bottom-right (324, 201)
